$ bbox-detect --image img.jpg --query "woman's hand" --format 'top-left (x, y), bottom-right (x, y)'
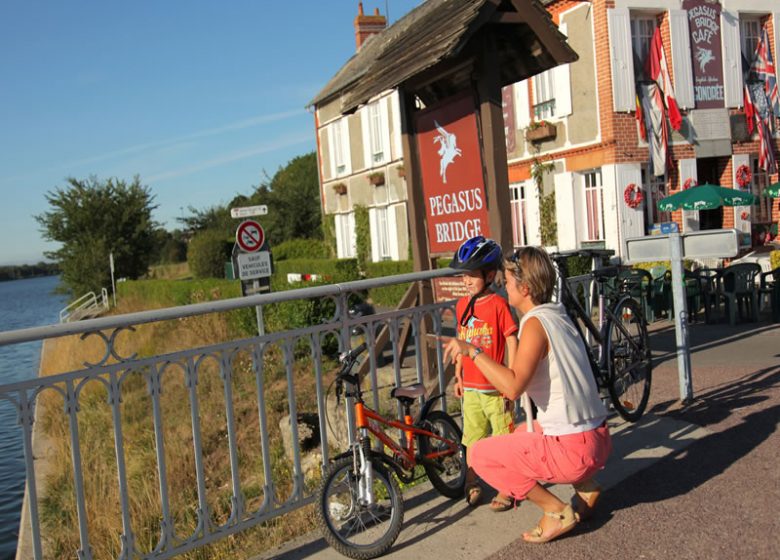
top-left (441, 336), bottom-right (472, 365)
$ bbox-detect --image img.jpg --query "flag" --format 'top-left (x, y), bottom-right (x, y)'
top-left (750, 27), bottom-right (779, 119)
top-left (757, 116), bottom-right (777, 174)
top-left (744, 83), bottom-right (755, 135)
top-left (645, 27), bottom-right (682, 131)
top-left (640, 83), bottom-right (667, 177)
top-left (636, 93), bottom-right (646, 140)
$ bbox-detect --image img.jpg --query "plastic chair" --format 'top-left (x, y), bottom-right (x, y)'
top-left (650, 267), bottom-right (672, 320)
top-left (619, 268), bottom-right (654, 322)
top-left (719, 263), bottom-right (762, 325)
top-left (759, 268), bottom-right (780, 322)
top-left (694, 268), bottom-right (722, 323)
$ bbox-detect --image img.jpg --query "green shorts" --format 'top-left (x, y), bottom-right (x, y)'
top-left (461, 390), bottom-right (514, 448)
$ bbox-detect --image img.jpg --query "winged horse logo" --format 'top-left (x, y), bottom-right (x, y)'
top-left (433, 120), bottom-right (462, 184)
top-left (696, 47), bottom-right (715, 73)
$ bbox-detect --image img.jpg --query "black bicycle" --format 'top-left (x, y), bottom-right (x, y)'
top-left (551, 250), bottom-right (653, 422)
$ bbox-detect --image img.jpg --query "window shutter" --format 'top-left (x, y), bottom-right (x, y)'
top-left (679, 159), bottom-right (699, 232)
top-left (514, 80), bottom-right (531, 129)
top-left (524, 181), bottom-right (542, 245)
top-left (669, 9), bottom-right (695, 109)
top-left (391, 91), bottom-right (403, 161)
top-left (388, 203), bottom-right (401, 260)
top-left (607, 8), bottom-right (635, 112)
top-left (327, 125), bottom-right (338, 180)
top-left (615, 164), bottom-right (644, 253)
top-left (554, 23), bottom-right (572, 117)
top-left (554, 172), bottom-right (577, 250)
top-left (721, 10), bottom-right (742, 108)
top-left (360, 108), bottom-right (372, 171)
top-left (380, 97), bottom-right (391, 165)
top-left (731, 154), bottom-right (751, 238)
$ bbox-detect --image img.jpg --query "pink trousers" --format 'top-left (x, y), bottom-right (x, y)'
top-left (469, 421), bottom-right (612, 500)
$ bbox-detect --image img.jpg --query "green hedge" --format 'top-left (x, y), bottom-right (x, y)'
top-left (365, 260), bottom-right (414, 307)
top-left (272, 238), bottom-right (330, 261)
top-left (272, 258), bottom-right (360, 285)
top-left (187, 230), bottom-right (231, 279)
top-left (771, 250), bottom-right (780, 271)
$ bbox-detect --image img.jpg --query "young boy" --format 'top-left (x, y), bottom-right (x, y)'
top-left (449, 236), bottom-right (518, 511)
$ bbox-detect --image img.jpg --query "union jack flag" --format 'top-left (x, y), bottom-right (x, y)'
top-left (749, 27), bottom-right (779, 119)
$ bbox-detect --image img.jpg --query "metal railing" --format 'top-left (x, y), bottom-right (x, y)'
top-left (0, 269), bottom-right (458, 560)
top-left (59, 288), bottom-right (110, 323)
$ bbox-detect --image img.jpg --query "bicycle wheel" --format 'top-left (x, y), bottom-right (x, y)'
top-left (316, 454), bottom-right (404, 560)
top-left (606, 297), bottom-right (652, 422)
top-left (418, 410), bottom-right (466, 498)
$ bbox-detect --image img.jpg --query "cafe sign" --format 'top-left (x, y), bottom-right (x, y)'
top-left (414, 93), bottom-right (491, 254)
top-left (683, 0), bottom-right (725, 109)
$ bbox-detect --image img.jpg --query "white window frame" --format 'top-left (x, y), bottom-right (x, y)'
top-left (630, 16), bottom-right (657, 82)
top-left (335, 212), bottom-right (356, 258)
top-left (740, 17), bottom-right (762, 71)
top-left (582, 168), bottom-right (605, 242)
top-left (329, 118), bottom-right (350, 178)
top-left (533, 70), bottom-right (556, 120)
top-left (510, 182), bottom-right (529, 248)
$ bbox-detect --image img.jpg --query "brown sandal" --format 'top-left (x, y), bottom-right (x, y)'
top-left (489, 494), bottom-right (513, 512)
top-left (572, 479), bottom-right (602, 521)
top-left (465, 483), bottom-right (482, 506)
top-left (522, 504), bottom-right (577, 544)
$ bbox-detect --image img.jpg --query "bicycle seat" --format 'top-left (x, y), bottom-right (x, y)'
top-left (592, 266), bottom-right (621, 279)
top-left (390, 383), bottom-right (426, 401)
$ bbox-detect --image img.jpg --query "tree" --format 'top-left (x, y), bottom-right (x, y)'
top-left (187, 229), bottom-right (231, 279)
top-left (36, 176), bottom-right (158, 296)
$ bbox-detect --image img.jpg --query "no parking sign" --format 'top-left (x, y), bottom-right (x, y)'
top-left (236, 220), bottom-right (264, 253)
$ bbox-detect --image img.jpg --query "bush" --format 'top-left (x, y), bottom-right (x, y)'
top-left (771, 250), bottom-right (780, 271)
top-left (273, 238), bottom-right (330, 261)
top-left (365, 260), bottom-right (414, 307)
top-left (187, 229), bottom-right (231, 279)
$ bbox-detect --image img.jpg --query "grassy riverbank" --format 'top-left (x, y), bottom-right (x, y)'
top-left (35, 274), bottom-right (336, 559)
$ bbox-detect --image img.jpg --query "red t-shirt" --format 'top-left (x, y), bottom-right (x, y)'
top-left (456, 293), bottom-right (518, 391)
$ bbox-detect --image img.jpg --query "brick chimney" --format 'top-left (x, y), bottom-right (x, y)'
top-left (354, 2), bottom-right (386, 51)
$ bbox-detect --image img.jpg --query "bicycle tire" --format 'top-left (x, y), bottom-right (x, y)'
top-left (316, 454), bottom-right (404, 560)
top-left (418, 410), bottom-right (466, 499)
top-left (606, 297), bottom-right (652, 422)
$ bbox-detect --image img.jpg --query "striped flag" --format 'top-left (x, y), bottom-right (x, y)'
top-left (645, 27), bottom-right (682, 131)
top-left (757, 115), bottom-right (777, 174)
top-left (746, 25), bottom-right (778, 173)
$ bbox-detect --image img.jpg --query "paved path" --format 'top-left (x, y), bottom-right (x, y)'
top-left (257, 319), bottom-right (780, 560)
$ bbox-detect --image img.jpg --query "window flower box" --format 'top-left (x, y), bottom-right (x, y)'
top-left (368, 171), bottom-right (385, 186)
top-left (332, 182), bottom-right (347, 195)
top-left (395, 165), bottom-right (406, 179)
top-left (525, 121), bottom-right (557, 143)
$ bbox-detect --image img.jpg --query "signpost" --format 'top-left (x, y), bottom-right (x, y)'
top-left (230, 205), bottom-right (268, 219)
top-left (625, 229), bottom-right (739, 403)
top-left (232, 217), bottom-right (272, 336)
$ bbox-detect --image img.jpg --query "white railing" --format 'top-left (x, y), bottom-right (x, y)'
top-left (59, 288), bottom-right (109, 323)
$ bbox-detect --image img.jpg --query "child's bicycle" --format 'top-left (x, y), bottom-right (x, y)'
top-left (316, 343), bottom-right (466, 559)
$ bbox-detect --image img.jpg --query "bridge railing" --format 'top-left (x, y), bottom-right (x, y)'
top-left (0, 268), bottom-right (458, 560)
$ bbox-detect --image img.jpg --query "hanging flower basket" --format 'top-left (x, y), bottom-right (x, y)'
top-left (525, 121), bottom-right (557, 143)
top-left (368, 172), bottom-right (385, 186)
top-left (683, 177), bottom-right (697, 191)
top-left (740, 210), bottom-right (750, 221)
top-left (736, 164), bottom-right (752, 189)
top-left (332, 182), bottom-right (347, 195)
top-left (624, 183), bottom-right (644, 209)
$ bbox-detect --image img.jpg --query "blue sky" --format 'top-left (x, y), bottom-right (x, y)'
top-left (0, 0), bottom-right (422, 265)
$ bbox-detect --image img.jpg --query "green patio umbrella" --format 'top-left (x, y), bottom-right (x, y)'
top-left (657, 183), bottom-right (756, 212)
top-left (764, 181), bottom-right (780, 198)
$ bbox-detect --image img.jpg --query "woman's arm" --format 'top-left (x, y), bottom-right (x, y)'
top-left (443, 317), bottom-right (548, 400)
top-left (505, 334), bottom-right (518, 369)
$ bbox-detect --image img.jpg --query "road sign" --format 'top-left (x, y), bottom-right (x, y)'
top-left (624, 228), bottom-right (738, 262)
top-left (236, 251), bottom-right (272, 280)
top-left (231, 205), bottom-right (268, 219)
top-left (236, 220), bottom-right (265, 253)
top-left (660, 222), bottom-right (679, 234)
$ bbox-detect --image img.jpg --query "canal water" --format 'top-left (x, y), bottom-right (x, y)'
top-left (0, 276), bottom-right (67, 560)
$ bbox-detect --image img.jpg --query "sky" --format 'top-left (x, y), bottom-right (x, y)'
top-left (0, 0), bottom-right (423, 265)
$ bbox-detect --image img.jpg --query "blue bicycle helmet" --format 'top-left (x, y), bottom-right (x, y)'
top-left (449, 236), bottom-right (502, 271)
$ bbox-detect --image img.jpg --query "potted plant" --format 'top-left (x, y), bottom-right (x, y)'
top-left (525, 120), bottom-right (557, 143)
top-left (332, 182), bottom-right (347, 195)
top-left (368, 171), bottom-right (385, 186)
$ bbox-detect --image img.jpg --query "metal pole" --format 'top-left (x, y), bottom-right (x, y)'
top-left (253, 279), bottom-right (265, 336)
top-left (109, 252), bottom-right (117, 308)
top-left (669, 233), bottom-right (693, 403)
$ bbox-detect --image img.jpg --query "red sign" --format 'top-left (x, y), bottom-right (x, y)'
top-left (683, 0), bottom-right (725, 109)
top-left (236, 220), bottom-right (265, 252)
top-left (415, 94), bottom-right (491, 254)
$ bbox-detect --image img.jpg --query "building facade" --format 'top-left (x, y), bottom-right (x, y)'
top-left (314, 0), bottom-right (780, 262)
